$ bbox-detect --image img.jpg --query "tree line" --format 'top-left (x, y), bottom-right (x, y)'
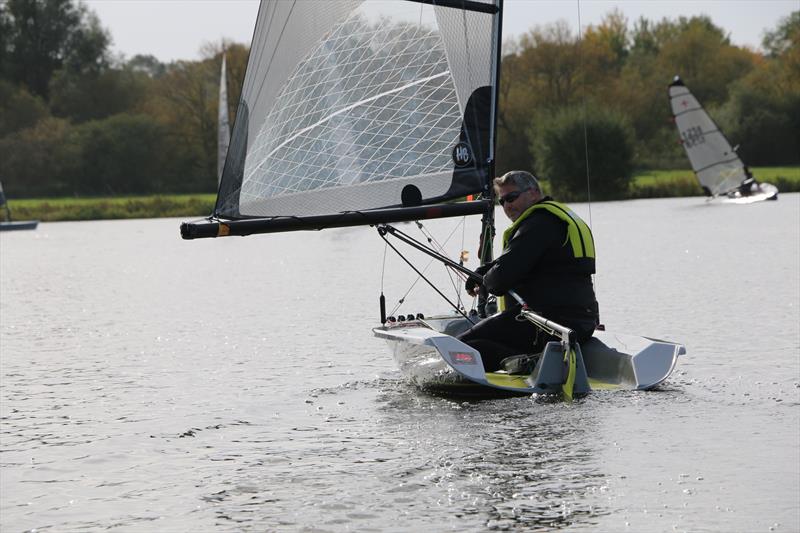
top-left (0, 0), bottom-right (797, 199)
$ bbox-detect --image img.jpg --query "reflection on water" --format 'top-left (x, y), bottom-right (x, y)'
top-left (1, 196), bottom-right (799, 532)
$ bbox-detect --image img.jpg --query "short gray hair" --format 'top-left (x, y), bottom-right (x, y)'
top-left (494, 170), bottom-right (541, 194)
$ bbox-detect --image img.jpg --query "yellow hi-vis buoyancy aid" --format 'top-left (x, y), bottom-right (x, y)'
top-left (498, 200), bottom-right (595, 311)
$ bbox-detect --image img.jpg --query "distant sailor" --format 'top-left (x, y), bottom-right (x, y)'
top-left (458, 171), bottom-right (600, 372)
top-left (737, 166), bottom-right (758, 197)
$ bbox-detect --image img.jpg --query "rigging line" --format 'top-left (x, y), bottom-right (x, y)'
top-left (459, 215), bottom-right (468, 310)
top-left (381, 240), bottom-right (388, 292)
top-left (389, 219), bottom-right (468, 316)
top-left (576, 0), bottom-right (597, 292)
top-left (576, 0), bottom-right (593, 230)
top-left (386, 225), bottom-right (477, 280)
top-left (414, 219), bottom-right (466, 266)
top-left (379, 231), bottom-right (475, 324)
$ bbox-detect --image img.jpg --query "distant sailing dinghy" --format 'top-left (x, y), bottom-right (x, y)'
top-left (0, 182), bottom-right (38, 231)
top-left (668, 76), bottom-right (778, 204)
top-left (181, 0), bottom-right (684, 399)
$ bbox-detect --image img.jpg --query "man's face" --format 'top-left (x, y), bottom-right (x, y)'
top-left (497, 183), bottom-right (540, 222)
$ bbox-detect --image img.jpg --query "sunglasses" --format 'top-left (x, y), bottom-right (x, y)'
top-left (498, 189), bottom-right (526, 206)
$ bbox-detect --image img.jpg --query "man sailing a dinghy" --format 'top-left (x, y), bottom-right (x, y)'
top-left (458, 171), bottom-right (600, 372)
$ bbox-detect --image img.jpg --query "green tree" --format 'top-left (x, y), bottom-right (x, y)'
top-left (0, 80), bottom-right (49, 137)
top-left (0, 0), bottom-right (110, 99)
top-left (717, 11), bottom-right (800, 165)
top-left (532, 107), bottom-right (634, 201)
top-left (68, 114), bottom-right (169, 195)
top-left (151, 56), bottom-right (225, 192)
top-left (497, 23), bottom-right (582, 174)
top-left (127, 54), bottom-right (167, 78)
top-left (0, 117), bottom-right (76, 196)
top-left (655, 16), bottom-right (755, 106)
top-left (762, 10), bottom-right (800, 57)
top-left (49, 67), bottom-right (148, 123)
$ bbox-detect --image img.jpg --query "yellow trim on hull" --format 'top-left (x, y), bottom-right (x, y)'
top-left (484, 372), bottom-right (623, 392)
top-left (485, 372), bottom-right (530, 389)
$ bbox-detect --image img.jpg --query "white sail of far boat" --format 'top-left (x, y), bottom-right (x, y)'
top-left (668, 75), bottom-right (778, 202)
top-left (218, 53), bottom-right (230, 185)
top-left (181, 0), bottom-right (684, 398)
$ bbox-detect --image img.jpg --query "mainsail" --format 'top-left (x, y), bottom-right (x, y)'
top-left (668, 76), bottom-right (747, 197)
top-left (185, 0), bottom-right (501, 239)
top-left (218, 53), bottom-right (230, 184)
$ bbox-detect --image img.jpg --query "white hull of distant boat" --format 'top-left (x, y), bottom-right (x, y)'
top-left (718, 182), bottom-right (779, 204)
top-left (374, 315), bottom-right (684, 397)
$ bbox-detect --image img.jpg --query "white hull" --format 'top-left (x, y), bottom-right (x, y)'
top-left (374, 316), bottom-right (684, 397)
top-left (719, 182), bottom-right (779, 204)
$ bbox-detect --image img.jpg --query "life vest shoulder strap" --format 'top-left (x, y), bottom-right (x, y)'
top-left (530, 201), bottom-right (595, 259)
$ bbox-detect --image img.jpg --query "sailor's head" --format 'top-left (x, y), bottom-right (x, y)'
top-left (494, 170), bottom-right (542, 222)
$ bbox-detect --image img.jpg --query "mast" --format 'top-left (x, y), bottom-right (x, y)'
top-left (218, 53), bottom-right (230, 185)
top-left (477, 0), bottom-right (502, 317)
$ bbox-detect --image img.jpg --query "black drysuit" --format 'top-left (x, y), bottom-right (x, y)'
top-left (457, 198), bottom-right (599, 371)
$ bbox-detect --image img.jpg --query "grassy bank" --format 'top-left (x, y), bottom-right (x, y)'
top-left (6, 194), bottom-right (216, 222)
top-left (629, 166), bottom-right (800, 199)
top-left (4, 166), bottom-right (798, 222)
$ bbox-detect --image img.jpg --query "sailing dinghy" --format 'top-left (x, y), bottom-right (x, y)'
top-left (181, 0), bottom-right (684, 398)
top-left (668, 76), bottom-right (778, 204)
top-left (0, 182), bottom-right (38, 231)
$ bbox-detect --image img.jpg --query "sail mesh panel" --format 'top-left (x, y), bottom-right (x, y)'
top-left (669, 81), bottom-right (746, 196)
top-left (216, 0), bottom-right (498, 218)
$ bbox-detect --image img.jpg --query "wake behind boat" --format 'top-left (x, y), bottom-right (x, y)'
top-left (668, 76), bottom-right (778, 203)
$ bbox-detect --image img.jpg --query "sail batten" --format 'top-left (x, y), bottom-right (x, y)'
top-left (213, 0), bottom-right (500, 223)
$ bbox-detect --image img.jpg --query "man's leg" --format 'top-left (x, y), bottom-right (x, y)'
top-left (457, 311), bottom-right (542, 371)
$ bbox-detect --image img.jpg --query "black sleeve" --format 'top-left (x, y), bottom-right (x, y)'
top-left (482, 213), bottom-right (564, 295)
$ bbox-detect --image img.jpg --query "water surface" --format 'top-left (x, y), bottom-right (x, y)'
top-left (2, 195), bottom-right (798, 532)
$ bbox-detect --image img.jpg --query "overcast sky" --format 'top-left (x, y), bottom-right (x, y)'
top-left (85, 0), bottom-right (797, 63)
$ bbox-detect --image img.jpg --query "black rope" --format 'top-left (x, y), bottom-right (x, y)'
top-left (378, 227), bottom-right (476, 324)
top-left (382, 225), bottom-right (481, 281)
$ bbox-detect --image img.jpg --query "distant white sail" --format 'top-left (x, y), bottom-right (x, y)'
top-left (668, 76), bottom-right (746, 197)
top-left (218, 54), bottom-right (230, 185)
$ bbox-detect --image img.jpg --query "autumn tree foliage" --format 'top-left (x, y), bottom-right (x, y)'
top-left (0, 0), bottom-right (249, 197)
top-left (0, 0), bottom-right (797, 199)
top-left (498, 11), bottom-right (798, 188)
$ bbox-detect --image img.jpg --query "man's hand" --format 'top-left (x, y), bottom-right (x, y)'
top-left (465, 263), bottom-right (492, 297)
top-left (465, 276), bottom-right (481, 297)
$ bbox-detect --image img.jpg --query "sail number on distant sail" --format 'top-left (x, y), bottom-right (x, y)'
top-left (681, 125), bottom-right (706, 148)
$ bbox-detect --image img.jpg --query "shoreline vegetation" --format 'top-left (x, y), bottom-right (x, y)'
top-left (5, 167), bottom-right (799, 223)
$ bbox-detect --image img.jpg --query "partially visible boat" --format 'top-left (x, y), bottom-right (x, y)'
top-left (668, 76), bottom-right (778, 203)
top-left (0, 182), bottom-right (38, 231)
